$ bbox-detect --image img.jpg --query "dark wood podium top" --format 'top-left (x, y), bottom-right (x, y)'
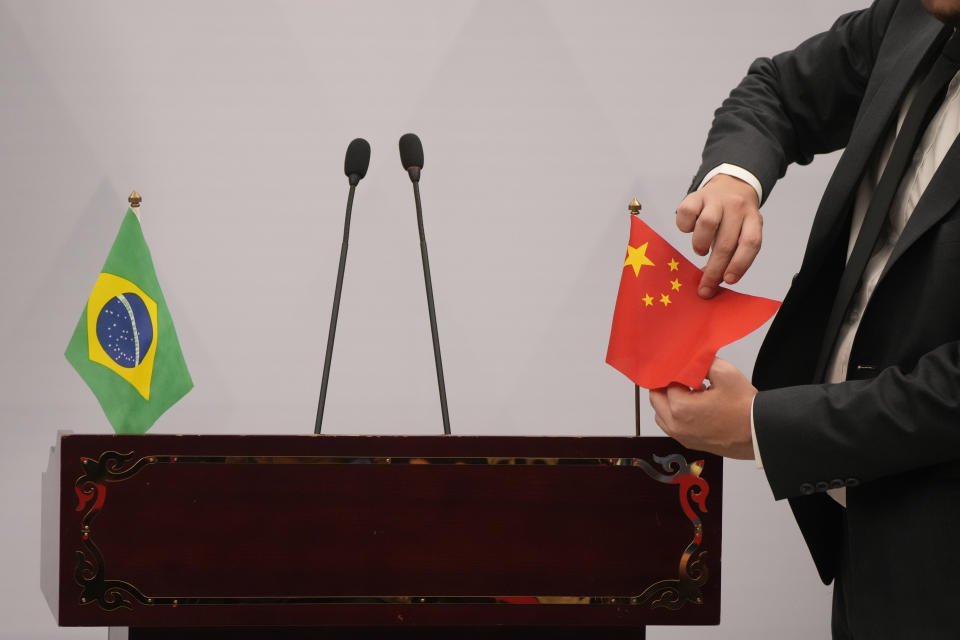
top-left (43, 434), bottom-right (721, 628)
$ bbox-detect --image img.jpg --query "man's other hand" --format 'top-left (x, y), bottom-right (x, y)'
top-left (649, 358), bottom-right (756, 460)
top-left (676, 174), bottom-right (763, 299)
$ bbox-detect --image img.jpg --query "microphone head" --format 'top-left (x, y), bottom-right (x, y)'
top-left (399, 133), bottom-right (424, 170)
top-left (344, 138), bottom-right (371, 181)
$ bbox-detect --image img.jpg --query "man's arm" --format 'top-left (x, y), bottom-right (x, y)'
top-left (692, 0), bottom-right (897, 199)
top-left (680, 0), bottom-right (899, 296)
top-left (754, 341), bottom-right (960, 500)
top-left (652, 341), bottom-right (960, 501)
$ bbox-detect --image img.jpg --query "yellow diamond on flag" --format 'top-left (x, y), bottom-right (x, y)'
top-left (85, 272), bottom-right (159, 400)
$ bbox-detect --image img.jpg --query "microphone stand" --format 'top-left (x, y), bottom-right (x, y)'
top-left (315, 178), bottom-right (358, 434)
top-left (410, 172), bottom-right (452, 435)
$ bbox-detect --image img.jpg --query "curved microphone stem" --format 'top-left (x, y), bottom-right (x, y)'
top-left (315, 184), bottom-right (357, 434)
top-left (412, 181), bottom-right (452, 435)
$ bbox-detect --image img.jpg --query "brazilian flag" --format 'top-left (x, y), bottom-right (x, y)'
top-left (65, 208), bottom-right (192, 433)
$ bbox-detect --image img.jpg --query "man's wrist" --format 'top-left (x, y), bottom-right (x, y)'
top-left (699, 164), bottom-right (763, 206)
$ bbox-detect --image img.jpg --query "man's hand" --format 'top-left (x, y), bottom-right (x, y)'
top-left (649, 358), bottom-right (757, 460)
top-left (676, 174), bottom-right (763, 299)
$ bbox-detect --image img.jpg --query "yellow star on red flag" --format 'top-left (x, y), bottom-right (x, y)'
top-left (624, 242), bottom-right (655, 276)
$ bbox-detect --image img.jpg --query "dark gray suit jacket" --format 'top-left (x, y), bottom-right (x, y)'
top-left (691, 0), bottom-right (960, 634)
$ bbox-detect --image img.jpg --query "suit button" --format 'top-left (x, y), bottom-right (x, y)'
top-left (815, 481), bottom-right (829, 492)
top-left (830, 479), bottom-right (844, 489)
top-left (845, 477), bottom-right (860, 487)
top-left (800, 483), bottom-right (815, 495)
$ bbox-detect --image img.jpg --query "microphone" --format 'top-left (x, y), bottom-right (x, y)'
top-left (399, 132), bottom-right (424, 182)
top-left (398, 133), bottom-right (452, 435)
top-left (315, 138), bottom-right (371, 434)
top-left (344, 137), bottom-right (371, 185)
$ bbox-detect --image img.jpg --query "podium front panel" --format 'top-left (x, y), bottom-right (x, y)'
top-left (50, 434), bottom-right (721, 627)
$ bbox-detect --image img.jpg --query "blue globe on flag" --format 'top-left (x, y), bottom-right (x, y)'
top-left (95, 293), bottom-right (154, 368)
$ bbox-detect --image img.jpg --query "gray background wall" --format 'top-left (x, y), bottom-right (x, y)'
top-left (1, 1), bottom-right (866, 637)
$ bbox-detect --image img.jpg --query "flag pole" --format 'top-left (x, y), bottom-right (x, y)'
top-left (129, 190), bottom-right (142, 209)
top-left (628, 197), bottom-right (642, 437)
top-left (634, 384), bottom-right (641, 436)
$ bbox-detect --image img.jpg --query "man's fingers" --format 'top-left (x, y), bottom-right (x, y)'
top-left (691, 201), bottom-right (722, 257)
top-left (664, 382), bottom-right (692, 399)
top-left (649, 387), bottom-right (670, 417)
top-left (653, 412), bottom-right (667, 433)
top-left (649, 387), bottom-right (677, 437)
top-left (705, 358), bottom-right (731, 384)
top-left (676, 192), bottom-right (703, 233)
top-left (699, 210), bottom-right (744, 297)
top-left (723, 212), bottom-right (763, 284)
top-left (675, 174), bottom-right (764, 294)
top-left (705, 357), bottom-right (755, 396)
top-left (664, 383), bottom-right (696, 421)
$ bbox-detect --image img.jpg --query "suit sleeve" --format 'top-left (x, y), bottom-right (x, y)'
top-left (754, 341), bottom-right (960, 500)
top-left (690, 0), bottom-right (898, 204)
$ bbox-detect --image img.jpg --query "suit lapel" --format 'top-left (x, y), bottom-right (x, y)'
top-left (798, 15), bottom-right (944, 280)
top-left (880, 135), bottom-right (960, 281)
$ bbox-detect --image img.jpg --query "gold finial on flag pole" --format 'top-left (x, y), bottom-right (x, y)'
top-left (628, 197), bottom-right (642, 215)
top-left (129, 190), bottom-right (142, 209)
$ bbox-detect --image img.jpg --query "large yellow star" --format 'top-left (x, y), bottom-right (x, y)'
top-left (670, 278), bottom-right (682, 292)
top-left (642, 293), bottom-right (654, 307)
top-left (660, 293), bottom-right (672, 307)
top-left (668, 258), bottom-right (680, 272)
top-left (624, 242), bottom-right (656, 276)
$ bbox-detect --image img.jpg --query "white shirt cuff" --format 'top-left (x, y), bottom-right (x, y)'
top-left (750, 395), bottom-right (763, 469)
top-left (699, 163), bottom-right (764, 205)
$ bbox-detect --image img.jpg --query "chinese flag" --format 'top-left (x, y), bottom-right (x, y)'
top-left (606, 216), bottom-right (781, 389)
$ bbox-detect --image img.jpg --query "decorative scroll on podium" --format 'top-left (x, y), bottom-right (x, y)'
top-left (42, 434), bottom-right (721, 634)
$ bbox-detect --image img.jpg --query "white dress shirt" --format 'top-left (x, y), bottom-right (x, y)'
top-left (703, 66), bottom-right (960, 507)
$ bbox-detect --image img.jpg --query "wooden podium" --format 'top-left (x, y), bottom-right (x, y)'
top-left (42, 434), bottom-right (722, 638)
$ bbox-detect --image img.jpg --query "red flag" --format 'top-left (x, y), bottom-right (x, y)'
top-left (606, 216), bottom-right (781, 389)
